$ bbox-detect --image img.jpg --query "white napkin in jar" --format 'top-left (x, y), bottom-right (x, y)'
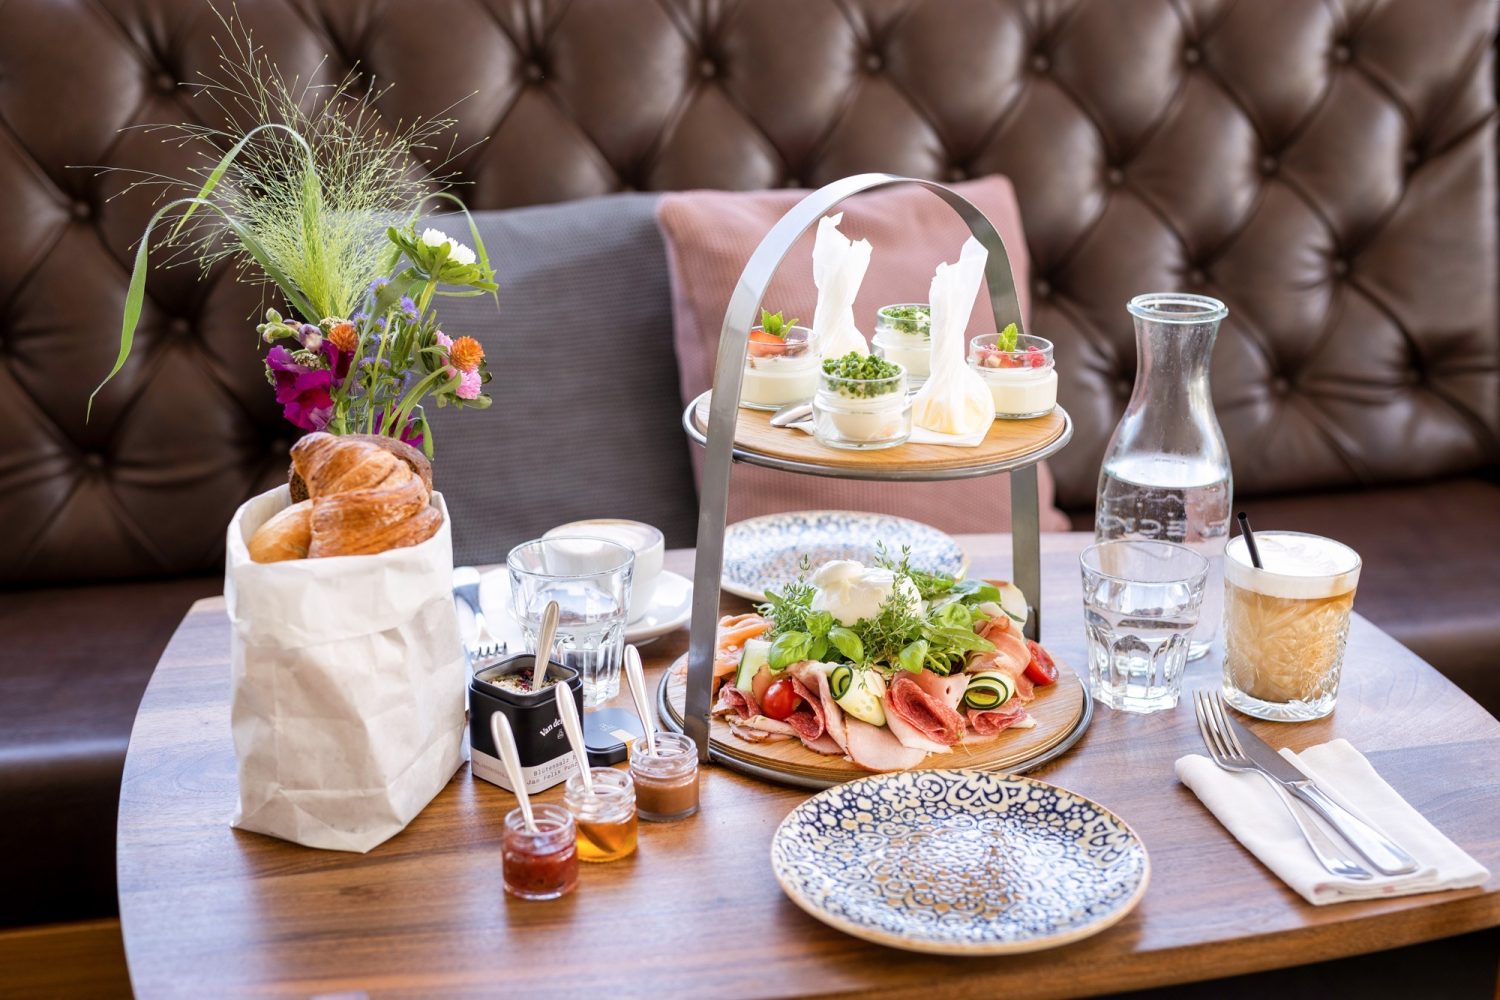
top-left (1176, 738), bottom-right (1489, 905)
top-left (910, 237), bottom-right (994, 439)
top-left (811, 213), bottom-right (872, 359)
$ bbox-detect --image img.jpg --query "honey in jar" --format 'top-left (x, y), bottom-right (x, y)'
top-left (563, 767), bottom-right (637, 863)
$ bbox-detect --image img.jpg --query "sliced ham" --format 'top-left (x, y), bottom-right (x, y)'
top-left (729, 716), bottom-right (797, 742)
top-left (788, 661), bottom-right (848, 753)
top-left (884, 673), bottom-right (965, 747)
top-left (911, 670), bottom-right (968, 711)
top-left (971, 615), bottom-right (1032, 680)
top-left (844, 718), bottom-right (929, 771)
top-left (965, 705), bottom-right (1033, 737)
top-left (800, 733), bottom-right (844, 756)
top-left (712, 683), bottom-right (760, 719)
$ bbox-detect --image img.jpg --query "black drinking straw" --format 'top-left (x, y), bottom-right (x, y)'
top-left (1237, 512), bottom-right (1264, 569)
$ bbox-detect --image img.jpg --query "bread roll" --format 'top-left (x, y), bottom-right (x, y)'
top-left (248, 500), bottom-right (313, 563)
top-left (289, 432), bottom-right (432, 501)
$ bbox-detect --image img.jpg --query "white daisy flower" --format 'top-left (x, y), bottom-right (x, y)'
top-left (420, 227), bottom-right (477, 267)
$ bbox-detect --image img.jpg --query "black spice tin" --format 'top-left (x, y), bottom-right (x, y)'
top-left (469, 654), bottom-right (583, 794)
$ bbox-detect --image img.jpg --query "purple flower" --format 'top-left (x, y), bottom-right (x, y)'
top-left (397, 418), bottom-right (424, 450)
top-left (368, 277), bottom-right (389, 294)
top-left (266, 345), bottom-right (334, 431)
top-left (399, 295), bottom-right (419, 321)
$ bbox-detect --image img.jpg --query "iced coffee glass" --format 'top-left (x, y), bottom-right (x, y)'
top-left (1221, 531), bottom-right (1361, 721)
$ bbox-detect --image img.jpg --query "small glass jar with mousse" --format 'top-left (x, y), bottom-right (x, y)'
top-left (740, 309), bottom-right (817, 410)
top-left (872, 303), bottom-right (932, 385)
top-left (812, 352), bottom-right (911, 450)
top-left (968, 327), bottom-right (1057, 419)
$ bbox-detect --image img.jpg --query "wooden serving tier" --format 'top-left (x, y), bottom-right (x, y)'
top-left (659, 652), bottom-right (1091, 789)
top-left (686, 391), bottom-right (1072, 481)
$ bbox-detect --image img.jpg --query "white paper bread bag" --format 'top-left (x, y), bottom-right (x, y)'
top-left (225, 484), bottom-right (466, 852)
top-left (811, 213), bottom-right (872, 358)
top-left (911, 237), bottom-right (995, 436)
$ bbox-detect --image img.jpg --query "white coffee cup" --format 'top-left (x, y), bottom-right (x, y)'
top-left (543, 520), bottom-right (664, 623)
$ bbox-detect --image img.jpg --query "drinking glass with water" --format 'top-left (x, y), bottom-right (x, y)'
top-left (507, 537), bottom-right (634, 708)
top-left (1080, 540), bottom-right (1208, 713)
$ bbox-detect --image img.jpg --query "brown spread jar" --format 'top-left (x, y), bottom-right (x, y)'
top-left (629, 732), bottom-right (700, 821)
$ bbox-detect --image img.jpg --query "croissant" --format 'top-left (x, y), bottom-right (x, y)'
top-left (249, 433), bottom-right (442, 562)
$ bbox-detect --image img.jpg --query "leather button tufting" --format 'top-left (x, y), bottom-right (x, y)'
top-left (154, 71), bottom-right (175, 93)
top-left (1333, 43), bottom-right (1352, 63)
top-left (524, 62), bottom-right (545, 82)
top-left (1115, 378), bottom-right (1132, 397)
top-left (784, 176), bottom-right (802, 188)
top-left (1030, 52), bottom-right (1050, 73)
top-left (1183, 46), bottom-right (1201, 65)
top-left (83, 452), bottom-right (105, 470)
top-left (1106, 167), bottom-right (1125, 186)
top-left (1034, 278), bottom-right (1052, 298)
top-left (948, 166), bottom-right (967, 182)
top-left (1332, 258), bottom-right (1350, 277)
top-left (1188, 267), bottom-right (1207, 284)
top-left (1272, 376), bottom-right (1291, 395)
top-left (1259, 155), bottom-right (1278, 175)
top-left (864, 52), bottom-right (883, 73)
top-left (71, 201), bottom-right (91, 220)
top-left (1404, 147), bottom-right (1421, 168)
top-left (170, 318), bottom-right (191, 337)
top-left (698, 58), bottom-right (718, 78)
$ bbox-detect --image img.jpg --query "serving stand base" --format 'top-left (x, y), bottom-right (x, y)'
top-left (657, 653), bottom-right (1093, 790)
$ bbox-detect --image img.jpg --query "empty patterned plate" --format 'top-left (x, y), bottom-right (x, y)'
top-left (720, 511), bottom-right (967, 601)
top-left (770, 769), bottom-right (1149, 955)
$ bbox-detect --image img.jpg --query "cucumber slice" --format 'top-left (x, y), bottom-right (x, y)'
top-left (832, 667), bottom-right (887, 726)
top-left (963, 670), bottom-right (1016, 711)
top-left (995, 581), bottom-right (1029, 625)
top-left (735, 638), bottom-right (771, 692)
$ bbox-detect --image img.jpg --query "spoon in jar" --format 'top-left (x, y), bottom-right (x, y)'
top-left (530, 600), bottom-right (560, 691)
top-left (769, 400), bottom-right (813, 428)
top-left (553, 684), bottom-right (594, 796)
top-left (623, 644), bottom-right (657, 757)
top-left (489, 712), bottom-right (537, 833)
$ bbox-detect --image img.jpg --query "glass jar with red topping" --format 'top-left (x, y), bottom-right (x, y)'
top-left (502, 803), bottom-right (579, 900)
top-left (968, 333), bottom-right (1057, 419)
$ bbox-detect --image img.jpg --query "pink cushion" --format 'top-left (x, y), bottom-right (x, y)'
top-left (656, 177), bottom-right (1071, 535)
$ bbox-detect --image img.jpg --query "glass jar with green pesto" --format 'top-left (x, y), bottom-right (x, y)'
top-left (812, 352), bottom-right (911, 450)
top-left (872, 303), bottom-right (932, 384)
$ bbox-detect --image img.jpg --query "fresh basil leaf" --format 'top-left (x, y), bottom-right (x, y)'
top-left (806, 610), bottom-right (835, 637)
top-left (897, 639), bottom-right (929, 673)
top-left (808, 636), bottom-right (829, 662)
top-left (828, 626), bottom-right (864, 663)
top-left (769, 631), bottom-right (810, 670)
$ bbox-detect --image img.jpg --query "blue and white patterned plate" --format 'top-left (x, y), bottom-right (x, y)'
top-left (770, 769), bottom-right (1149, 955)
top-left (721, 511), bottom-right (967, 601)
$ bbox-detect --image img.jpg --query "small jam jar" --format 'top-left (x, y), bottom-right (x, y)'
top-left (564, 768), bottom-right (638, 863)
top-left (629, 732), bottom-right (700, 821)
top-left (502, 803), bottom-right (579, 900)
top-left (968, 333), bottom-right (1058, 419)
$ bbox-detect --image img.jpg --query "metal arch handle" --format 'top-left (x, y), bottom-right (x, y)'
top-left (683, 173), bottom-right (1034, 761)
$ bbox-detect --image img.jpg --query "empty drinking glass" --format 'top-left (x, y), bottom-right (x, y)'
top-left (1081, 540), bottom-right (1208, 713)
top-left (508, 537), bottom-right (634, 708)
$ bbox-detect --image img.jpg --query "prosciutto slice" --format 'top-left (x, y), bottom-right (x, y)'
top-left (729, 716), bottom-right (797, 742)
top-left (965, 705), bottom-right (1033, 737)
top-left (884, 673), bottom-right (965, 747)
top-left (712, 683), bottom-right (760, 719)
top-left (972, 615), bottom-right (1032, 678)
top-left (844, 718), bottom-right (929, 771)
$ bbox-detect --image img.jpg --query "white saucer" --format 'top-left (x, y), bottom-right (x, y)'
top-left (476, 569), bottom-right (693, 648)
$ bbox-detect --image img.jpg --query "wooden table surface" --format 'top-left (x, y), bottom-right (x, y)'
top-left (117, 534), bottom-right (1500, 999)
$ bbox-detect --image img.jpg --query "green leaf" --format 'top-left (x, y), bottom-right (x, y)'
top-left (169, 123), bottom-right (312, 239)
top-left (828, 626), bottom-right (864, 663)
top-left (769, 631), bottom-right (811, 671)
top-left (998, 321), bottom-right (1019, 352)
top-left (897, 640), bottom-right (928, 674)
top-left (807, 636), bottom-right (829, 662)
top-left (805, 610), bottom-right (834, 638)
top-left (954, 581), bottom-right (1001, 605)
top-left (417, 192), bottom-right (500, 306)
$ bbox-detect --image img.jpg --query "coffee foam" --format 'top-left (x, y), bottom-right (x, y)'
top-left (1225, 532), bottom-right (1360, 600)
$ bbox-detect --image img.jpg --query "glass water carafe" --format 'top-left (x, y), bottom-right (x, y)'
top-left (1095, 293), bottom-right (1231, 660)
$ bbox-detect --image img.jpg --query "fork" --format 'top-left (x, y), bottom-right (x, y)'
top-left (453, 567), bottom-right (505, 664)
top-left (1192, 690), bottom-right (1372, 880)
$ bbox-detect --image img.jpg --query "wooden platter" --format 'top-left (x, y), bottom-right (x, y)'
top-left (659, 652), bottom-right (1092, 789)
top-left (686, 391), bottom-right (1071, 480)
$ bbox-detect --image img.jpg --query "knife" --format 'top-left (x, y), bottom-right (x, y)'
top-left (1220, 709), bottom-right (1419, 876)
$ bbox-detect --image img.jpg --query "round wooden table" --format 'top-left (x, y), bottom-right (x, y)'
top-left (117, 534), bottom-right (1500, 998)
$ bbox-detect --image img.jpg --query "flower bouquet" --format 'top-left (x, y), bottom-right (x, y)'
top-left (90, 16), bottom-right (496, 851)
top-left (90, 11), bottom-right (497, 457)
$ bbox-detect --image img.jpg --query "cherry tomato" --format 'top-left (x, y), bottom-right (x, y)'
top-left (761, 677), bottom-right (801, 720)
top-left (1024, 640), bottom-right (1059, 686)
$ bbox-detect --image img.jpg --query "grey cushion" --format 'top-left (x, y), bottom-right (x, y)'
top-left (426, 195), bottom-right (699, 565)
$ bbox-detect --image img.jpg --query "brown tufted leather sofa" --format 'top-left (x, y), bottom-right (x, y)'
top-left (0, 0), bottom-right (1495, 930)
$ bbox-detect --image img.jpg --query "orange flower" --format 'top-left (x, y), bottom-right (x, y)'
top-left (449, 335), bottom-right (484, 373)
top-left (326, 321), bottom-right (358, 354)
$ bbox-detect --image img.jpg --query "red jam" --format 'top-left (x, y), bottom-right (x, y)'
top-left (502, 804), bottom-right (578, 900)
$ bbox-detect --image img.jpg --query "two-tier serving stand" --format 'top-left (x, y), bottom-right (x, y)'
top-left (659, 174), bottom-right (1088, 788)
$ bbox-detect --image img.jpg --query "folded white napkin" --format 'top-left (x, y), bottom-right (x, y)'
top-left (910, 237), bottom-right (995, 438)
top-left (1177, 738), bottom-right (1489, 905)
top-left (811, 213), bottom-right (872, 359)
top-left (786, 414), bottom-right (988, 448)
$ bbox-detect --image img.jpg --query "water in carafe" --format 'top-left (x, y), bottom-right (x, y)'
top-left (1095, 295), bottom-right (1232, 661)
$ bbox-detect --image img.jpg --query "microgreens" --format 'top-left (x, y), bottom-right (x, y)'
top-left (997, 321), bottom-right (1020, 353)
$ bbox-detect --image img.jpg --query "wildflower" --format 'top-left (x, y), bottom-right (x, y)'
top-left (398, 420), bottom-right (425, 450)
top-left (266, 346), bottom-right (335, 430)
top-left (421, 227), bottom-right (477, 267)
top-left (456, 368), bottom-right (482, 400)
top-left (448, 335), bottom-right (484, 373)
top-left (326, 321), bottom-right (358, 354)
top-left (399, 295), bottom-right (419, 320)
top-left (302, 331), bottom-right (323, 352)
top-left (434, 330), bottom-right (453, 349)
top-left (368, 276), bottom-right (389, 295)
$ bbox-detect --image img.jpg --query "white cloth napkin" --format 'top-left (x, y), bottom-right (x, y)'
top-left (785, 414), bottom-right (987, 447)
top-left (1177, 738), bottom-right (1489, 905)
top-left (811, 213), bottom-right (872, 359)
